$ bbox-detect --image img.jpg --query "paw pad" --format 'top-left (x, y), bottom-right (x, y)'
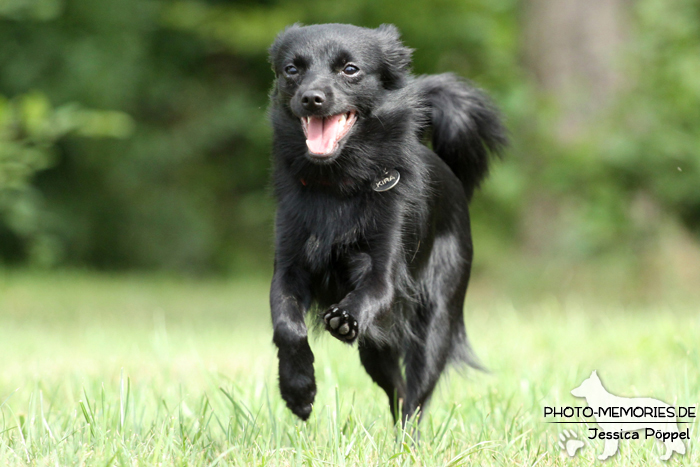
top-left (323, 306), bottom-right (358, 342)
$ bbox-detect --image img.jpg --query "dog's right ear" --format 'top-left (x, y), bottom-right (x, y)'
top-left (375, 24), bottom-right (413, 89)
top-left (269, 23), bottom-right (303, 74)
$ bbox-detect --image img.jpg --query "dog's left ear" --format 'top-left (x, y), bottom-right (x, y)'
top-left (375, 24), bottom-right (413, 89)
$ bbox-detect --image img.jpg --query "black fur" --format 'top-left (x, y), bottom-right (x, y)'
top-left (268, 23), bottom-right (506, 423)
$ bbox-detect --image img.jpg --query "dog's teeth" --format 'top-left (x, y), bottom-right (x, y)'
top-left (339, 114), bottom-right (346, 127)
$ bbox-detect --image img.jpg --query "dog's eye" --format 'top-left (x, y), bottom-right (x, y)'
top-left (284, 65), bottom-right (298, 76)
top-left (342, 64), bottom-right (359, 75)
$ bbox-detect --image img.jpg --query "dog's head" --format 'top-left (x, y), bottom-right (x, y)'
top-left (269, 23), bottom-right (413, 161)
top-left (571, 370), bottom-right (603, 398)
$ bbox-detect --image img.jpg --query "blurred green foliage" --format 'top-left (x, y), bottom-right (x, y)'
top-left (0, 0), bottom-right (698, 277)
top-left (612, 0), bottom-right (700, 230)
top-left (0, 91), bottom-right (133, 265)
top-left (490, 0), bottom-right (700, 273)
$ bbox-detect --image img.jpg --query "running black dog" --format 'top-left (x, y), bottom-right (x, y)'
top-left (268, 23), bottom-right (505, 423)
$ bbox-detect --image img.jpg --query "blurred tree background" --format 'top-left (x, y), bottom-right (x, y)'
top-left (1, 0), bottom-right (699, 297)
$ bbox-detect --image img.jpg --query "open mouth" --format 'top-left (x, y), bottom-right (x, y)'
top-left (301, 111), bottom-right (357, 157)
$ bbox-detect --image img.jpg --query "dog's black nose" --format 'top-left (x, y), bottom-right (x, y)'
top-left (301, 90), bottom-right (326, 110)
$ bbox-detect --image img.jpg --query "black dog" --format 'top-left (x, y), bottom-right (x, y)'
top-left (268, 23), bottom-right (505, 423)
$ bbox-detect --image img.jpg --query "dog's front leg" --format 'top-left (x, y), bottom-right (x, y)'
top-left (323, 225), bottom-right (402, 343)
top-left (270, 265), bottom-right (315, 420)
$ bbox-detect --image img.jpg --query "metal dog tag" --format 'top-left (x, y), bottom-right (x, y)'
top-left (372, 169), bottom-right (400, 192)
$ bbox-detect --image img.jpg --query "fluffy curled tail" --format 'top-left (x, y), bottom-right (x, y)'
top-left (417, 73), bottom-right (507, 199)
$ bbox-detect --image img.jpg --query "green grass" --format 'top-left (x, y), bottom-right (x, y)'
top-left (0, 271), bottom-right (698, 466)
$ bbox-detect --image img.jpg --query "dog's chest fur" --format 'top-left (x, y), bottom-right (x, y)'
top-left (295, 191), bottom-right (371, 273)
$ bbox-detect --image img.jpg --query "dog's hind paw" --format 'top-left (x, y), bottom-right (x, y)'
top-left (323, 306), bottom-right (358, 343)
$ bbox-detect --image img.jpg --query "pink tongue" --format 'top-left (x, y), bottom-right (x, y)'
top-left (306, 115), bottom-right (342, 155)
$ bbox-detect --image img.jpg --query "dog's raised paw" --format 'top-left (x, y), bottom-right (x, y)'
top-left (323, 306), bottom-right (358, 343)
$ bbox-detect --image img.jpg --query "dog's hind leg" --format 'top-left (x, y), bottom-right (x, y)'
top-left (402, 233), bottom-right (472, 423)
top-left (402, 299), bottom-right (461, 423)
top-left (358, 340), bottom-right (406, 423)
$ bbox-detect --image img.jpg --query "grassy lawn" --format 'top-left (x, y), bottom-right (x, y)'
top-left (0, 271), bottom-right (698, 466)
